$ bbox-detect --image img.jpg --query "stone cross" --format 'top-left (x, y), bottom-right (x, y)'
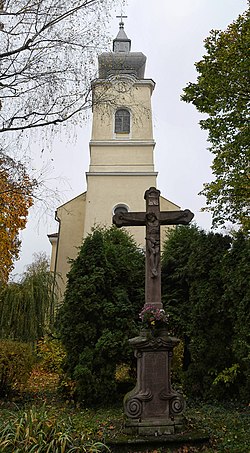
top-left (113, 187), bottom-right (194, 310)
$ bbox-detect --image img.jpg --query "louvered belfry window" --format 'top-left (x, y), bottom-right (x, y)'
top-left (115, 109), bottom-right (130, 133)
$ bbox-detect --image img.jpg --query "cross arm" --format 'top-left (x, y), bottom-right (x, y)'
top-left (113, 212), bottom-right (146, 228)
top-left (159, 209), bottom-right (194, 225)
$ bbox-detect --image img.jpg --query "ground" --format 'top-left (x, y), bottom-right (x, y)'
top-left (0, 367), bottom-right (249, 452)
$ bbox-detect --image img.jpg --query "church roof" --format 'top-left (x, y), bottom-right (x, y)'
top-left (98, 52), bottom-right (146, 79)
top-left (98, 19), bottom-right (146, 79)
top-left (55, 192), bottom-right (87, 210)
top-left (115, 27), bottom-right (129, 41)
top-left (47, 232), bottom-right (58, 238)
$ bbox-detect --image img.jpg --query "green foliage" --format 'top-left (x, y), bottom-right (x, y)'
top-left (36, 336), bottom-right (66, 373)
top-left (171, 340), bottom-right (185, 389)
top-left (58, 227), bottom-right (144, 405)
top-left (0, 405), bottom-right (109, 452)
top-left (115, 363), bottom-right (132, 383)
top-left (185, 402), bottom-right (250, 452)
top-left (222, 231), bottom-right (250, 399)
top-left (0, 254), bottom-right (56, 343)
top-left (0, 339), bottom-right (34, 396)
top-left (182, 8), bottom-right (250, 231)
top-left (162, 225), bottom-right (250, 400)
top-left (212, 364), bottom-right (240, 388)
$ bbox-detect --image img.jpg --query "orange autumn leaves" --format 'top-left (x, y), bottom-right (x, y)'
top-left (0, 154), bottom-right (36, 283)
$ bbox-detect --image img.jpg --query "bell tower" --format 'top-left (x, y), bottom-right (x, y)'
top-left (83, 18), bottom-right (158, 245)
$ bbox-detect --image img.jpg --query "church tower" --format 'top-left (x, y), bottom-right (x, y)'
top-left (48, 20), bottom-right (179, 297)
top-left (83, 18), bottom-right (158, 245)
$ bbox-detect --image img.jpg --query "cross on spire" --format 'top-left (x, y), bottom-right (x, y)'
top-left (116, 13), bottom-right (128, 28)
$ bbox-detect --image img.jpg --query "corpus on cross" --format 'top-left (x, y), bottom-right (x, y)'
top-left (113, 187), bottom-right (194, 310)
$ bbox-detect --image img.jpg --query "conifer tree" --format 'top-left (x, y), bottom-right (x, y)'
top-left (162, 225), bottom-right (250, 399)
top-left (58, 227), bottom-right (144, 405)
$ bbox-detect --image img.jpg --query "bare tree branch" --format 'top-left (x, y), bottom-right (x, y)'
top-left (0, 0), bottom-right (117, 133)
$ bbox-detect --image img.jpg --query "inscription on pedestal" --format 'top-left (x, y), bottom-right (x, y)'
top-left (143, 351), bottom-right (167, 417)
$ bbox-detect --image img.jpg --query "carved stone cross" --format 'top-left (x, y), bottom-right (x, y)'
top-left (113, 187), bottom-right (194, 310)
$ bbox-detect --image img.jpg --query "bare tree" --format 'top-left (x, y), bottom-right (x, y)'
top-left (0, 0), bottom-right (123, 278)
top-left (0, 0), bottom-right (117, 133)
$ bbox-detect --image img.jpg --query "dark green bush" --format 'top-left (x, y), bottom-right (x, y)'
top-left (0, 339), bottom-right (34, 395)
top-left (162, 226), bottom-right (250, 401)
top-left (58, 227), bottom-right (145, 406)
top-left (222, 232), bottom-right (250, 400)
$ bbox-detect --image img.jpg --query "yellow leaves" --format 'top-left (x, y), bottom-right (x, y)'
top-left (26, 367), bottom-right (59, 394)
top-left (0, 155), bottom-right (34, 283)
top-left (115, 363), bottom-right (131, 382)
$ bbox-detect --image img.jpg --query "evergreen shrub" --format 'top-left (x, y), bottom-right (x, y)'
top-left (0, 339), bottom-right (34, 395)
top-left (162, 225), bottom-right (250, 401)
top-left (58, 227), bottom-right (145, 406)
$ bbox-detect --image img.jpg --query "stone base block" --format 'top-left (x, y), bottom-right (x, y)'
top-left (125, 416), bottom-right (186, 436)
top-left (107, 430), bottom-right (210, 453)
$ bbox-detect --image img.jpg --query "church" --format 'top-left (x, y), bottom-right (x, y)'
top-left (48, 19), bottom-right (180, 298)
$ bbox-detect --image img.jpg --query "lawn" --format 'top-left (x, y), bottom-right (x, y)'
top-left (0, 368), bottom-right (249, 452)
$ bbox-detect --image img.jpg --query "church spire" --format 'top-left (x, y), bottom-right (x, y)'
top-left (98, 13), bottom-right (146, 79)
top-left (113, 14), bottom-right (131, 53)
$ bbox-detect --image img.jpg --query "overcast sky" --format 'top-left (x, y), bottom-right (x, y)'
top-left (12, 0), bottom-right (247, 278)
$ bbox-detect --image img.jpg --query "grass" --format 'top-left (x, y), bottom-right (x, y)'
top-left (184, 402), bottom-right (250, 452)
top-left (0, 367), bottom-right (249, 452)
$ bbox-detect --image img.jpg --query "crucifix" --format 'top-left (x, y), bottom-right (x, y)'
top-left (113, 187), bottom-right (194, 310)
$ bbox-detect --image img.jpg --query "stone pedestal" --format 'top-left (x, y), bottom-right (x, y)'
top-left (124, 329), bottom-right (186, 436)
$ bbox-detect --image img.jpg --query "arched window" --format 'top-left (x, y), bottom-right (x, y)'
top-left (115, 109), bottom-right (130, 133)
top-left (113, 204), bottom-right (129, 216)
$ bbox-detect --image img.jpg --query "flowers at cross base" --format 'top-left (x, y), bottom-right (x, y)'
top-left (139, 305), bottom-right (169, 329)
